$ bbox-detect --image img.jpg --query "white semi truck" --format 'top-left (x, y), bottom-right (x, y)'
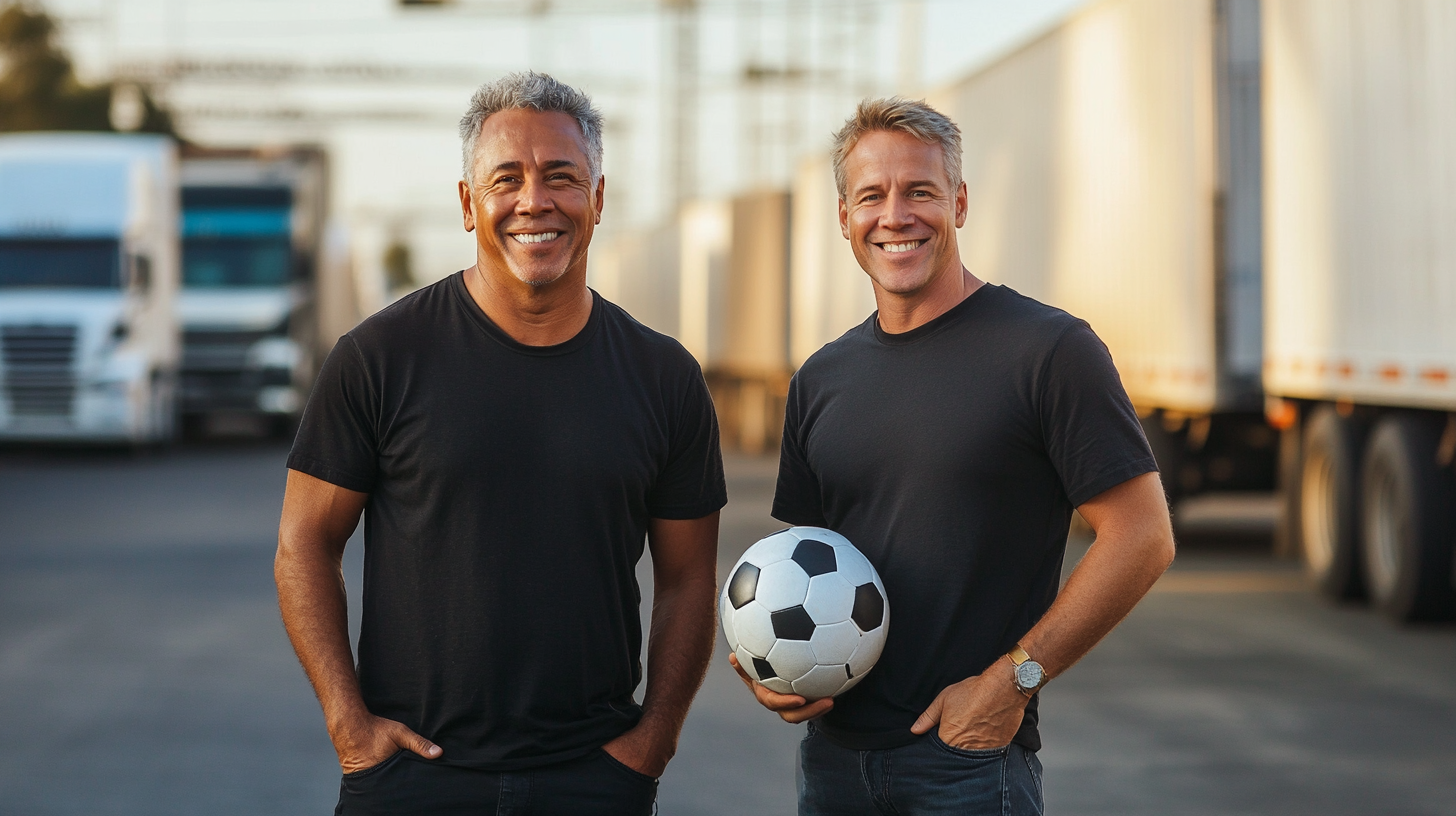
top-left (177, 148), bottom-right (326, 435)
top-left (789, 0), bottom-right (1273, 499)
top-left (788, 0), bottom-right (1455, 621)
top-left (1263, 0), bottom-right (1456, 620)
top-left (0, 133), bottom-right (180, 445)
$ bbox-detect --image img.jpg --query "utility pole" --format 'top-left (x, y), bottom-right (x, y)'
top-left (665, 0), bottom-right (698, 212)
top-left (896, 0), bottom-right (924, 95)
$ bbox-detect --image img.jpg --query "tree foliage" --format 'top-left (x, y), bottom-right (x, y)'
top-left (0, 2), bottom-right (175, 134)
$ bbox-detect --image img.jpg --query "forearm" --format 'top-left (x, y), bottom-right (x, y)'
top-left (1020, 502), bottom-right (1174, 678)
top-left (275, 540), bottom-right (368, 727)
top-left (637, 571), bottom-right (717, 743)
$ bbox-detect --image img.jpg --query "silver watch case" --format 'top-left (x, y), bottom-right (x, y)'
top-left (1014, 660), bottom-right (1046, 694)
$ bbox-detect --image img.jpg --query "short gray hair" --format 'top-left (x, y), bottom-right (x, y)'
top-left (830, 97), bottom-right (962, 200)
top-left (458, 71), bottom-right (604, 186)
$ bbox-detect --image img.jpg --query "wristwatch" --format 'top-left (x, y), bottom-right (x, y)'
top-left (1007, 644), bottom-right (1049, 697)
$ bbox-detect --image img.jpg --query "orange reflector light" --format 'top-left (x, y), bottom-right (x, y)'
top-left (1265, 397), bottom-right (1297, 431)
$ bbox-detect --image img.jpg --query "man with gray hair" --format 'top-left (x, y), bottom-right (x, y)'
top-left (731, 97), bottom-right (1175, 814)
top-left (276, 71), bottom-right (725, 814)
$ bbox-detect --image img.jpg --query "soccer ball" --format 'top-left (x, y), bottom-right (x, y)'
top-left (720, 526), bottom-right (889, 700)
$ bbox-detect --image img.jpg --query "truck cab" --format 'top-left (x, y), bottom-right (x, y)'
top-left (177, 150), bottom-right (324, 435)
top-left (0, 133), bottom-right (180, 444)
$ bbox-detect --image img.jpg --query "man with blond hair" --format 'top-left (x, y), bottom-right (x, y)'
top-left (731, 97), bottom-right (1176, 814)
top-left (276, 72), bottom-right (725, 814)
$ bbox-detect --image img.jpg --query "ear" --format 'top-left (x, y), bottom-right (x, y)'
top-left (458, 180), bottom-right (476, 233)
top-left (954, 180), bottom-right (968, 229)
top-left (593, 174), bottom-right (605, 225)
top-left (838, 197), bottom-right (851, 240)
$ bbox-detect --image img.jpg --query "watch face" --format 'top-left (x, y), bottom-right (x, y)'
top-left (1016, 661), bottom-right (1044, 689)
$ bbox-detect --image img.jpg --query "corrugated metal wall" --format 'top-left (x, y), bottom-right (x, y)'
top-left (788, 154), bottom-right (877, 367)
top-left (1263, 0), bottom-right (1456, 410)
top-left (928, 0), bottom-right (1223, 413)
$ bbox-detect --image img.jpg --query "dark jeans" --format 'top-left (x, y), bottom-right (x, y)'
top-left (798, 722), bottom-right (1044, 816)
top-left (335, 748), bottom-right (658, 816)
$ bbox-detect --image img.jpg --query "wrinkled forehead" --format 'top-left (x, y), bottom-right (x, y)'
top-left (843, 130), bottom-right (952, 192)
top-left (471, 109), bottom-right (591, 172)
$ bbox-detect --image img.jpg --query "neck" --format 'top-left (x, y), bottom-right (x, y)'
top-left (874, 265), bottom-right (985, 335)
top-left (462, 261), bottom-right (594, 347)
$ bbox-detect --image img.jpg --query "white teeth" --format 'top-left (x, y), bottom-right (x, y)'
top-left (512, 232), bottom-right (560, 244)
top-left (883, 240), bottom-right (923, 253)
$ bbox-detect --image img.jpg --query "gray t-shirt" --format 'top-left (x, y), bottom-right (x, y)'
top-left (773, 284), bottom-right (1156, 751)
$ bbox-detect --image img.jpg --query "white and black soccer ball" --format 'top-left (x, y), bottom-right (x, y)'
top-left (720, 526), bottom-right (889, 700)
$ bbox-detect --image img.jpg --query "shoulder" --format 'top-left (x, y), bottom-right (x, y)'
top-left (596, 293), bottom-right (704, 375)
top-left (978, 284), bottom-right (1085, 340)
top-left (343, 274), bottom-right (458, 354)
top-left (793, 313), bottom-right (877, 385)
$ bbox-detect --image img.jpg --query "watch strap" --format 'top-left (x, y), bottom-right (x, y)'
top-left (1006, 644), bottom-right (1047, 697)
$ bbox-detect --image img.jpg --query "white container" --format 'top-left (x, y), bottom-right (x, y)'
top-left (1263, 0), bottom-right (1456, 411)
top-left (788, 154), bottom-right (877, 368)
top-left (922, 0), bottom-right (1263, 414)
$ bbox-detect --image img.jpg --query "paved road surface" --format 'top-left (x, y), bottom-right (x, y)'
top-left (1, 443), bottom-right (1453, 814)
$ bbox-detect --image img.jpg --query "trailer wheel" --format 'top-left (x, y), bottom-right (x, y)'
top-left (1299, 406), bottom-right (1366, 598)
top-left (1360, 414), bottom-right (1456, 621)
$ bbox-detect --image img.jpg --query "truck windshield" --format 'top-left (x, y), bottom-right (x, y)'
top-left (183, 237), bottom-right (292, 287)
top-left (0, 239), bottom-right (122, 288)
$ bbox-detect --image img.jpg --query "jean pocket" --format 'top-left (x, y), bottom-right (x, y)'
top-left (342, 749), bottom-right (406, 780)
top-left (597, 749), bottom-right (658, 785)
top-left (930, 731), bottom-right (1012, 759)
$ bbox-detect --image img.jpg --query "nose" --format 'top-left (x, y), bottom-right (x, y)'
top-left (515, 174), bottom-right (556, 216)
top-left (880, 194), bottom-right (915, 229)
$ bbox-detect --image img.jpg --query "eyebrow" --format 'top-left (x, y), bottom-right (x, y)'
top-left (487, 159), bottom-right (582, 175)
top-left (851, 178), bottom-right (941, 196)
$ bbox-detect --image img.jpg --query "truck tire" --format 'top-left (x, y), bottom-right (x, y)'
top-left (1299, 406), bottom-right (1366, 599)
top-left (1360, 414), bottom-right (1456, 621)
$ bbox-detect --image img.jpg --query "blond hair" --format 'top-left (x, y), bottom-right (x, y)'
top-left (830, 97), bottom-right (963, 200)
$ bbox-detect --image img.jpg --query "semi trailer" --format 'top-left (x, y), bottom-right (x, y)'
top-left (177, 148), bottom-right (326, 435)
top-left (789, 0), bottom-right (1454, 621)
top-left (1263, 0), bottom-right (1456, 620)
top-left (0, 133), bottom-right (180, 445)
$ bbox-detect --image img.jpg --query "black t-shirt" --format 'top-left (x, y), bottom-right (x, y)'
top-left (773, 284), bottom-right (1156, 752)
top-left (287, 272), bottom-right (727, 770)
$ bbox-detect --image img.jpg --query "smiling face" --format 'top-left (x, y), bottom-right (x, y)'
top-left (458, 108), bottom-right (604, 290)
top-left (838, 129), bottom-right (967, 299)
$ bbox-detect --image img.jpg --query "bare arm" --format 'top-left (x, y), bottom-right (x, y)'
top-left (602, 512), bottom-right (720, 777)
top-left (910, 471), bottom-right (1176, 747)
top-left (275, 468), bottom-right (441, 772)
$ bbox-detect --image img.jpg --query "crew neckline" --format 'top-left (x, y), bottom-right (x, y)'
top-left (450, 270), bottom-right (603, 357)
top-left (872, 282), bottom-right (997, 346)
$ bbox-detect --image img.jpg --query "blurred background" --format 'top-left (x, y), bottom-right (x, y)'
top-left (1, 0), bottom-right (1454, 813)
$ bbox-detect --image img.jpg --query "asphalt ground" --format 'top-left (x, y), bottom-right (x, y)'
top-left (0, 442), bottom-right (1453, 814)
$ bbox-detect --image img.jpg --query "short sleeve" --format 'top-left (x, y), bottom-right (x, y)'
top-left (286, 335), bottom-right (380, 493)
top-left (1040, 322), bottom-right (1159, 507)
top-left (646, 364), bottom-right (728, 520)
top-left (772, 374), bottom-right (828, 527)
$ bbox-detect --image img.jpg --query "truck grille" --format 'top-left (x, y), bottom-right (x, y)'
top-left (182, 329), bottom-right (269, 372)
top-left (2, 324), bottom-right (78, 416)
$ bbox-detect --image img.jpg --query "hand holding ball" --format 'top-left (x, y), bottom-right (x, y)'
top-left (720, 527), bottom-right (889, 700)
